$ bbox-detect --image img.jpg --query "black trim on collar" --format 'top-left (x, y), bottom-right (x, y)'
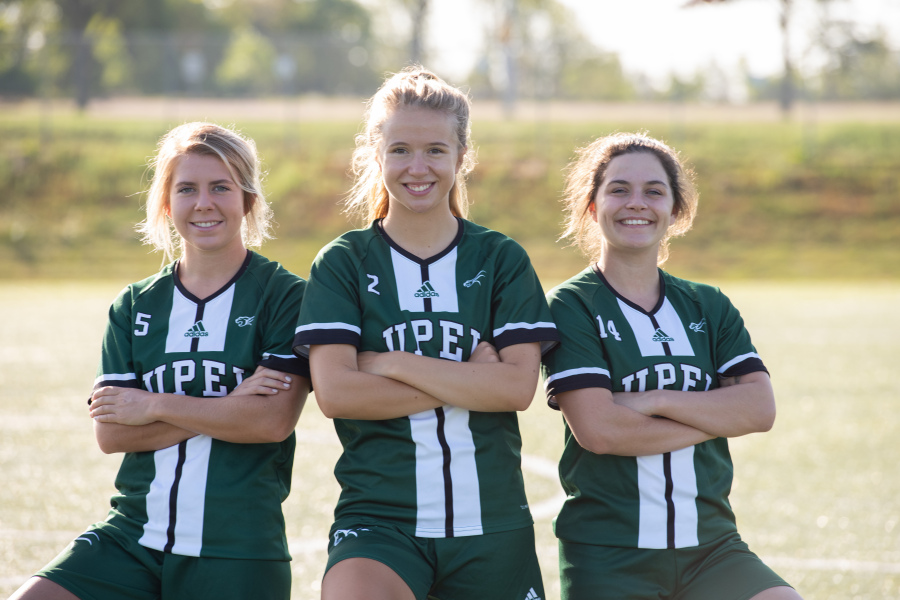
top-left (375, 218), bottom-right (464, 266)
top-left (590, 263), bottom-right (667, 315)
top-left (173, 250), bottom-right (252, 304)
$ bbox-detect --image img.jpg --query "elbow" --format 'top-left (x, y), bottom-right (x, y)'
top-left (313, 386), bottom-right (344, 420)
top-left (756, 403), bottom-right (776, 433)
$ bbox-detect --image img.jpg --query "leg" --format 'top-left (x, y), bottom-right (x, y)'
top-left (8, 576), bottom-right (82, 600)
top-left (749, 586), bottom-right (804, 600)
top-left (322, 557), bottom-right (416, 600)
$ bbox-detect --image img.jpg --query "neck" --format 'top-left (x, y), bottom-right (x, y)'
top-left (178, 244), bottom-right (248, 299)
top-left (382, 209), bottom-right (459, 259)
top-left (596, 248), bottom-right (661, 311)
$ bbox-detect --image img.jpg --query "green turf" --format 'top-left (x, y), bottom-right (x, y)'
top-left (0, 280), bottom-right (897, 599)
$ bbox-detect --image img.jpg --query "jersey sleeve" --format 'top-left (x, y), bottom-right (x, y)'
top-left (541, 284), bottom-right (612, 410)
top-left (710, 288), bottom-right (768, 378)
top-left (489, 240), bottom-right (559, 353)
top-left (257, 269), bottom-right (310, 380)
top-left (93, 286), bottom-right (142, 395)
top-left (293, 241), bottom-right (362, 358)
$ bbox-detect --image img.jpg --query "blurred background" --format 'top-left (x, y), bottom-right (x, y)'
top-left (1, 3), bottom-right (900, 599)
top-left (1, 0), bottom-right (899, 281)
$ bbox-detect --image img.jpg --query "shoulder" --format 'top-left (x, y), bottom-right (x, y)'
top-left (662, 271), bottom-right (729, 305)
top-left (461, 220), bottom-right (526, 256)
top-left (546, 267), bottom-right (601, 308)
top-left (245, 252), bottom-right (306, 287)
top-left (114, 262), bottom-right (176, 307)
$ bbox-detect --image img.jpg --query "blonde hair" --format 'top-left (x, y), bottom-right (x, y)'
top-left (137, 122), bottom-right (273, 263)
top-left (560, 132), bottom-right (698, 265)
top-left (344, 65), bottom-right (476, 223)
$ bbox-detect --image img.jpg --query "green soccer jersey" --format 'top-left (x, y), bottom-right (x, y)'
top-left (294, 219), bottom-right (558, 538)
top-left (93, 251), bottom-right (308, 560)
top-left (542, 265), bottom-right (767, 550)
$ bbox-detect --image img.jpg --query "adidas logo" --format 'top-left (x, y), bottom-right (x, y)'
top-left (524, 588), bottom-right (542, 600)
top-left (184, 321), bottom-right (209, 338)
top-left (414, 281), bottom-right (439, 298)
top-left (651, 328), bottom-right (674, 342)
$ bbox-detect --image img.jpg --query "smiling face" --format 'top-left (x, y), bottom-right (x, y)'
top-left (168, 152), bottom-right (248, 259)
top-left (377, 106), bottom-right (466, 219)
top-left (591, 151), bottom-right (675, 258)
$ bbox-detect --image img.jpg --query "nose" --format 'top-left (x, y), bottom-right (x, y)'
top-left (194, 188), bottom-right (214, 209)
top-left (624, 190), bottom-right (647, 209)
top-left (408, 152), bottom-right (428, 176)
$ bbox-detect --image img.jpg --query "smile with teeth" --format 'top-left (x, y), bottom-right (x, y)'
top-left (621, 218), bottom-right (652, 225)
top-left (193, 221), bottom-right (222, 228)
top-left (404, 182), bottom-right (434, 193)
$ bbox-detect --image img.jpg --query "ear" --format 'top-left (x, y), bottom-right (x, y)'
top-left (455, 146), bottom-right (467, 174)
top-left (588, 199), bottom-right (598, 223)
top-left (244, 193), bottom-right (255, 216)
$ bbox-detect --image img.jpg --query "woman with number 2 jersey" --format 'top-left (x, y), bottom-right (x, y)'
top-left (294, 67), bottom-right (558, 600)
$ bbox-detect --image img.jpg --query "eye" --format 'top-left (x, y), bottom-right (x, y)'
top-left (213, 184), bottom-right (231, 192)
top-left (176, 186), bottom-right (195, 194)
top-left (428, 147), bottom-right (445, 154)
top-left (390, 147), bottom-right (408, 155)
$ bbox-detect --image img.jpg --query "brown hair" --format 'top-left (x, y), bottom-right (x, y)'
top-left (560, 132), bottom-right (698, 265)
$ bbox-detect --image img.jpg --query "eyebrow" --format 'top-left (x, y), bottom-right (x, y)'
top-left (173, 178), bottom-right (234, 186)
top-left (387, 141), bottom-right (452, 148)
top-left (607, 179), bottom-right (669, 187)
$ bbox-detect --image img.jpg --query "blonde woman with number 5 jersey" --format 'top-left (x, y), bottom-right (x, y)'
top-left (10, 122), bottom-right (310, 600)
top-left (293, 66), bottom-right (559, 600)
top-left (541, 132), bottom-right (803, 600)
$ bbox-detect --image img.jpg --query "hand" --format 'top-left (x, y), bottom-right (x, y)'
top-left (468, 341), bottom-right (499, 363)
top-left (231, 365), bottom-right (293, 396)
top-left (612, 391), bottom-right (658, 417)
top-left (89, 386), bottom-right (157, 426)
top-left (357, 351), bottom-right (388, 377)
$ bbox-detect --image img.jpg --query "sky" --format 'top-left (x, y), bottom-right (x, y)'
top-left (416, 0), bottom-right (900, 89)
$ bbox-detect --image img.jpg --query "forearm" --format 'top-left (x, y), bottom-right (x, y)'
top-left (368, 343), bottom-right (542, 412)
top-left (558, 388), bottom-right (713, 457)
top-left (94, 420), bottom-right (196, 454)
top-left (148, 390), bottom-right (305, 443)
top-left (621, 373), bottom-right (776, 438)
top-left (313, 367), bottom-right (445, 420)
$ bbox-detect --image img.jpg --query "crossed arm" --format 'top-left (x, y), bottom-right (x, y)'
top-left (89, 366), bottom-right (309, 454)
top-left (557, 371), bottom-right (775, 457)
top-left (310, 341), bottom-right (542, 420)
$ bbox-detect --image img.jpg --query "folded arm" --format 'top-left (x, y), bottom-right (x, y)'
top-left (309, 343), bottom-right (446, 420)
top-left (556, 387), bottom-right (714, 457)
top-left (358, 341), bottom-right (541, 413)
top-left (613, 371), bottom-right (775, 438)
top-left (90, 367), bottom-right (309, 453)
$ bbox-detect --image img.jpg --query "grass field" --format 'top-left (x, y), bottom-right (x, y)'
top-left (0, 277), bottom-right (898, 599)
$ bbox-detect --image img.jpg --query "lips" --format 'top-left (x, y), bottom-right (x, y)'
top-left (620, 218), bottom-right (652, 226)
top-left (404, 182), bottom-right (435, 194)
top-left (192, 221), bottom-right (222, 228)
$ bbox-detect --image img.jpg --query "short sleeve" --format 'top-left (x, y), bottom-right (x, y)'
top-left (489, 240), bottom-right (559, 353)
top-left (541, 286), bottom-right (612, 409)
top-left (257, 270), bottom-right (310, 379)
top-left (293, 241), bottom-right (363, 358)
top-left (93, 286), bottom-right (142, 394)
top-left (711, 289), bottom-right (767, 378)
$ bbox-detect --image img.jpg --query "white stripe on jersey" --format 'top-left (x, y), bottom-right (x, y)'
top-left (543, 367), bottom-right (611, 388)
top-left (636, 446), bottom-right (699, 549)
top-left (718, 351), bottom-right (761, 374)
top-left (492, 321), bottom-right (557, 337)
top-left (140, 444), bottom-right (180, 551)
top-left (139, 435), bottom-right (212, 556)
top-left (391, 247), bottom-right (460, 313)
top-left (170, 435), bottom-right (212, 555)
top-left (618, 297), bottom-right (695, 357)
top-left (294, 322), bottom-right (361, 335)
top-left (165, 285), bottom-right (234, 353)
top-left (409, 406), bottom-right (483, 537)
top-left (93, 372), bottom-right (137, 387)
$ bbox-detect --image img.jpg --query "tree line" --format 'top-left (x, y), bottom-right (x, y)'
top-left (0, 0), bottom-right (898, 109)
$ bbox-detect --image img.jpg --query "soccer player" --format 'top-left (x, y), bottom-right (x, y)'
top-left (293, 66), bottom-right (559, 600)
top-left (541, 132), bottom-right (803, 600)
top-left (10, 122), bottom-right (310, 600)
